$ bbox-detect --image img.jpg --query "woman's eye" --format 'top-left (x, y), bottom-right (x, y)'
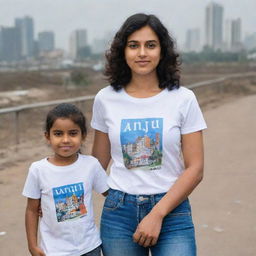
top-left (128, 44), bottom-right (138, 49)
top-left (147, 43), bottom-right (156, 48)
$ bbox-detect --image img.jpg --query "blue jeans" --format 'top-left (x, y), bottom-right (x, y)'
top-left (81, 246), bottom-right (101, 256)
top-left (101, 189), bottom-right (196, 256)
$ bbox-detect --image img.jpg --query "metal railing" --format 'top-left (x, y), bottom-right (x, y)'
top-left (0, 72), bottom-right (255, 146)
top-left (187, 72), bottom-right (256, 89)
top-left (0, 95), bottom-right (95, 145)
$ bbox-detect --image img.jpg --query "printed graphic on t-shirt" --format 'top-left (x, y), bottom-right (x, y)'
top-left (52, 182), bottom-right (87, 222)
top-left (121, 118), bottom-right (163, 170)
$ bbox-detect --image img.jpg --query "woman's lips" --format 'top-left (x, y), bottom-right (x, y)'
top-left (135, 60), bottom-right (150, 66)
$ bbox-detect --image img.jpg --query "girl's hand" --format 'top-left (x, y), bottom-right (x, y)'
top-left (38, 205), bottom-right (42, 217)
top-left (133, 211), bottom-right (164, 247)
top-left (37, 199), bottom-right (42, 217)
top-left (29, 246), bottom-right (46, 256)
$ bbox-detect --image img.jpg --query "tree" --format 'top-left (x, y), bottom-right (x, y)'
top-left (70, 69), bottom-right (89, 86)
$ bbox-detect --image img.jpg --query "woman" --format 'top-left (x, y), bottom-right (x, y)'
top-left (91, 13), bottom-right (207, 256)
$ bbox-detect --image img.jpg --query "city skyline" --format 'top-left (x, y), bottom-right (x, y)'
top-left (0, 0), bottom-right (255, 51)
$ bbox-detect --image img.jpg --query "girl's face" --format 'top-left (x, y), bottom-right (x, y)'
top-left (45, 118), bottom-right (85, 165)
top-left (124, 25), bottom-right (161, 78)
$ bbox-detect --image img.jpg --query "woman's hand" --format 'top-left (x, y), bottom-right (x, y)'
top-left (29, 246), bottom-right (46, 256)
top-left (133, 211), bottom-right (164, 247)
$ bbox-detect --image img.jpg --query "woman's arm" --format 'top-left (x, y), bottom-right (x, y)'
top-left (92, 130), bottom-right (111, 170)
top-left (25, 198), bottom-right (46, 256)
top-left (133, 131), bottom-right (204, 247)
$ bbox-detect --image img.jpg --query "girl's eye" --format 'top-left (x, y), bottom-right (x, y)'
top-left (54, 131), bottom-right (62, 136)
top-left (69, 131), bottom-right (79, 136)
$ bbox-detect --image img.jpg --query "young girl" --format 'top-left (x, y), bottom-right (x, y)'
top-left (23, 103), bottom-right (108, 256)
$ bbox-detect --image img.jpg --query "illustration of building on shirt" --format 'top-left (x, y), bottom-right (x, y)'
top-left (52, 182), bottom-right (87, 222)
top-left (121, 118), bottom-right (163, 170)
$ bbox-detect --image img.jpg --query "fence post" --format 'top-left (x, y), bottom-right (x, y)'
top-left (14, 111), bottom-right (20, 147)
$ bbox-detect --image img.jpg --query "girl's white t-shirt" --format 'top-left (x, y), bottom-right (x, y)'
top-left (23, 154), bottom-right (108, 256)
top-left (91, 86), bottom-right (207, 195)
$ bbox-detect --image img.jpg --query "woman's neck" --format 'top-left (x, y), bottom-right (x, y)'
top-left (125, 73), bottom-right (162, 98)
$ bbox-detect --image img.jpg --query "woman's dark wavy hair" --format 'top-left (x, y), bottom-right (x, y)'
top-left (104, 13), bottom-right (181, 91)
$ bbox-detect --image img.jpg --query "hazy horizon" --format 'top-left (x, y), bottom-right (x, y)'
top-left (0, 0), bottom-right (255, 51)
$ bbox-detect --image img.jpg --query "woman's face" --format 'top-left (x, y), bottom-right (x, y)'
top-left (124, 25), bottom-right (161, 78)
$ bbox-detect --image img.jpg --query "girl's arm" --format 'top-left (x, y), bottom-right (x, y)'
top-left (133, 131), bottom-right (204, 247)
top-left (92, 130), bottom-right (111, 170)
top-left (25, 198), bottom-right (46, 256)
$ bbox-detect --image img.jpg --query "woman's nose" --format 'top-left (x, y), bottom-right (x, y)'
top-left (138, 46), bottom-right (146, 57)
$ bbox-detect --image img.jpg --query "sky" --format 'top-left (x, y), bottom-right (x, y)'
top-left (0, 0), bottom-right (255, 51)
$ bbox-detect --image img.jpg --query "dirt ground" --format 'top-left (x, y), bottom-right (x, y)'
top-left (191, 94), bottom-right (256, 256)
top-left (0, 92), bottom-right (255, 255)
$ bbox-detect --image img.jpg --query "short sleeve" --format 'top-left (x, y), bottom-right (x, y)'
top-left (91, 93), bottom-right (108, 133)
top-left (92, 161), bottom-right (109, 194)
top-left (180, 92), bottom-right (207, 134)
top-left (22, 164), bottom-right (41, 199)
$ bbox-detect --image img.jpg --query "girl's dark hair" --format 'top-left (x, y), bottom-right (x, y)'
top-left (45, 103), bottom-right (87, 137)
top-left (104, 13), bottom-right (181, 91)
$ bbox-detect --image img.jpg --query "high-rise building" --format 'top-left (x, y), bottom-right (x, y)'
top-left (225, 18), bottom-right (242, 52)
top-left (92, 31), bottom-right (113, 54)
top-left (231, 19), bottom-right (242, 46)
top-left (225, 20), bottom-right (232, 50)
top-left (244, 33), bottom-right (256, 51)
top-left (38, 31), bottom-right (55, 52)
top-left (205, 2), bottom-right (224, 50)
top-left (69, 29), bottom-right (88, 59)
top-left (0, 26), bottom-right (22, 61)
top-left (92, 38), bottom-right (108, 54)
top-left (185, 28), bottom-right (201, 52)
top-left (0, 27), bottom-right (2, 60)
top-left (15, 16), bottom-right (34, 58)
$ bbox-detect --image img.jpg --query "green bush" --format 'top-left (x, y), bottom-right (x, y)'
top-left (70, 70), bottom-right (89, 86)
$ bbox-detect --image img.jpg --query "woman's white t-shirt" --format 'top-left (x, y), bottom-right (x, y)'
top-left (23, 154), bottom-right (108, 256)
top-left (91, 86), bottom-right (207, 195)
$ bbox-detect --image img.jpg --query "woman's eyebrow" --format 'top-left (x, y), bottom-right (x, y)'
top-left (127, 40), bottom-right (138, 43)
top-left (127, 40), bottom-right (158, 43)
